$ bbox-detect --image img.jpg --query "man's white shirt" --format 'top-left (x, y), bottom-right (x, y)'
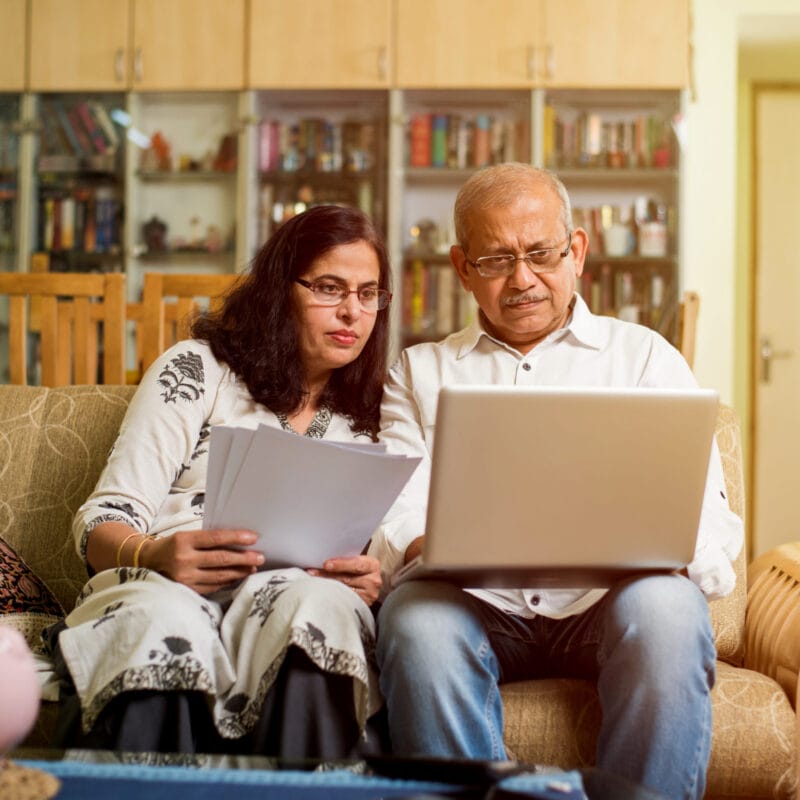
top-left (369, 294), bottom-right (744, 618)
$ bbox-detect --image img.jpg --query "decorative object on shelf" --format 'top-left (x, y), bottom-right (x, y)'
top-left (140, 130), bottom-right (172, 172)
top-left (213, 133), bottom-right (237, 172)
top-left (142, 215), bottom-right (168, 253)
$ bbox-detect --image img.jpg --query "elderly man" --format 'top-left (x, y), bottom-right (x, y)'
top-left (369, 163), bottom-right (743, 799)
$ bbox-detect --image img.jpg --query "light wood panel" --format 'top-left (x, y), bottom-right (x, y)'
top-left (29, 0), bottom-right (130, 91)
top-left (541, 0), bottom-right (689, 88)
top-left (249, 0), bottom-right (390, 88)
top-left (0, 0), bottom-right (27, 91)
top-left (395, 0), bottom-right (540, 88)
top-left (132, 0), bottom-right (245, 90)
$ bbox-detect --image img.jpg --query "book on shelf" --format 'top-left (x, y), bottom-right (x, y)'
top-left (89, 101), bottom-right (120, 152)
top-left (546, 106), bottom-right (675, 169)
top-left (409, 113), bottom-right (432, 168)
top-left (76, 102), bottom-right (107, 155)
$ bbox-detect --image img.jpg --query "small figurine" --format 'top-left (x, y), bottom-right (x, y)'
top-left (143, 215), bottom-right (168, 252)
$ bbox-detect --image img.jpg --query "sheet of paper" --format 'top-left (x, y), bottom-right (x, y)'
top-left (207, 424), bottom-right (419, 568)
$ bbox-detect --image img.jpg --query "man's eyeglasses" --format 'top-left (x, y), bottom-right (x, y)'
top-left (295, 278), bottom-right (392, 311)
top-left (464, 232), bottom-right (573, 278)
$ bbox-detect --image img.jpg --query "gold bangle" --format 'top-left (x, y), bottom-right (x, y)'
top-left (133, 536), bottom-right (152, 569)
top-left (116, 532), bottom-right (141, 568)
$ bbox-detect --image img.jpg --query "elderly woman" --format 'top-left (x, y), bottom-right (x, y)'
top-left (48, 205), bottom-right (392, 758)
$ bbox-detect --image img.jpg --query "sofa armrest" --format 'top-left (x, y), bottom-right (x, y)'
top-left (746, 542), bottom-right (800, 706)
top-left (746, 542), bottom-right (800, 792)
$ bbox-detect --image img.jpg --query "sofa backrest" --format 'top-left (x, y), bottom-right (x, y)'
top-left (0, 384), bottom-right (135, 613)
top-left (0, 385), bottom-right (748, 662)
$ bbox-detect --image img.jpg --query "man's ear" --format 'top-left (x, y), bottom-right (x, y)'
top-left (570, 228), bottom-right (589, 278)
top-left (451, 244), bottom-right (472, 291)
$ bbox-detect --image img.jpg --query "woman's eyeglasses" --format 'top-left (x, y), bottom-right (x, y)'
top-left (296, 278), bottom-right (392, 311)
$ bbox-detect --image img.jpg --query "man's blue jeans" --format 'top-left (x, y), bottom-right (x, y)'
top-left (376, 575), bottom-right (716, 800)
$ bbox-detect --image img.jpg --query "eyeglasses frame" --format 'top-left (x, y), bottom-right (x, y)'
top-left (295, 277), bottom-right (392, 311)
top-left (464, 232), bottom-right (574, 278)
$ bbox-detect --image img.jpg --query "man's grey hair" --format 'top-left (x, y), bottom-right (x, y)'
top-left (453, 162), bottom-right (573, 249)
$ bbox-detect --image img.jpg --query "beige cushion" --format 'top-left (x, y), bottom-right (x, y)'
top-left (0, 385), bottom-right (135, 614)
top-left (501, 661), bottom-right (797, 800)
top-left (708, 405), bottom-right (747, 666)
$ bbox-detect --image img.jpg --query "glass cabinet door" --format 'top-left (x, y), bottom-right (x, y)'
top-left (0, 94), bottom-right (20, 272)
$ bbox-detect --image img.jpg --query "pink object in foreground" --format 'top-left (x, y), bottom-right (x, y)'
top-left (0, 624), bottom-right (40, 752)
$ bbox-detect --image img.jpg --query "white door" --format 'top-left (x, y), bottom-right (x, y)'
top-left (752, 87), bottom-right (800, 556)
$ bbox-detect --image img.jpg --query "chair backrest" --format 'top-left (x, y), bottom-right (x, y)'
top-left (139, 272), bottom-right (240, 374)
top-left (0, 272), bottom-right (126, 386)
top-left (678, 290), bottom-right (700, 369)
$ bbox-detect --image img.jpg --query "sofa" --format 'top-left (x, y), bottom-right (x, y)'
top-left (0, 384), bottom-right (797, 798)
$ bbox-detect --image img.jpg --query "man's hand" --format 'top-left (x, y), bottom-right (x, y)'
top-left (143, 529), bottom-right (264, 595)
top-left (307, 555), bottom-right (382, 606)
top-left (404, 536), bottom-right (425, 564)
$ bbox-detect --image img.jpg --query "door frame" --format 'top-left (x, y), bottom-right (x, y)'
top-left (748, 81), bottom-right (800, 560)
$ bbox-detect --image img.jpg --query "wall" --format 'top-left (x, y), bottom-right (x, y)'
top-left (685, 0), bottom-right (800, 407)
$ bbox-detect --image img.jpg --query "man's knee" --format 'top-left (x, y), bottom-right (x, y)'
top-left (602, 575), bottom-right (715, 668)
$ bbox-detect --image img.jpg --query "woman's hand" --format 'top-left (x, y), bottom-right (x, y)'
top-left (307, 555), bottom-right (382, 606)
top-left (143, 529), bottom-right (265, 595)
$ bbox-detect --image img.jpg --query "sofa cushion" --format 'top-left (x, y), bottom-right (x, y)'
top-left (0, 385), bottom-right (135, 614)
top-left (0, 536), bottom-right (63, 653)
top-left (500, 660), bottom-right (796, 800)
top-left (708, 405), bottom-right (747, 666)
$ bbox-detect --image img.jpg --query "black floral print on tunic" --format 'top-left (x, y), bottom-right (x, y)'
top-left (248, 574), bottom-right (289, 626)
top-left (158, 352), bottom-right (206, 404)
top-left (175, 422), bottom-right (211, 482)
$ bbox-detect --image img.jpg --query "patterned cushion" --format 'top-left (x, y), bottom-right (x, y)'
top-left (0, 384), bottom-right (136, 614)
top-left (0, 535), bottom-right (63, 652)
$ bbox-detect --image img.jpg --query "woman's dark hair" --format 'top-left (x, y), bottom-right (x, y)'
top-left (192, 205), bottom-right (391, 438)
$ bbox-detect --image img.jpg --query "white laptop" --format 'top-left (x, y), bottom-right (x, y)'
top-left (391, 385), bottom-right (719, 588)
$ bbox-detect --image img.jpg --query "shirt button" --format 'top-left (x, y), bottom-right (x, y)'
top-left (522, 362), bottom-right (532, 371)
top-left (531, 594), bottom-right (540, 606)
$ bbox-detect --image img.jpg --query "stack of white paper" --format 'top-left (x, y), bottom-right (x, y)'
top-left (203, 424), bottom-right (420, 569)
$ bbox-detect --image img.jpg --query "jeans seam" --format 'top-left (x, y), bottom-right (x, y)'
top-left (478, 638), bottom-right (502, 759)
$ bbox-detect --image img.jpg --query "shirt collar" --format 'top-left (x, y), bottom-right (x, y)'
top-left (454, 293), bottom-right (607, 359)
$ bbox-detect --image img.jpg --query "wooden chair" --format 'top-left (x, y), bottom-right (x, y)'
top-left (677, 290), bottom-right (700, 369)
top-left (0, 271), bottom-right (126, 386)
top-left (139, 272), bottom-right (240, 374)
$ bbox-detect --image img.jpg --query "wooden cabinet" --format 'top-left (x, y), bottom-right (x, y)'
top-left (29, 0), bottom-right (130, 91)
top-left (395, 0), bottom-right (541, 88)
top-left (248, 0), bottom-right (391, 88)
top-left (541, 0), bottom-right (689, 88)
top-left (131, 0), bottom-right (245, 91)
top-left (0, 0), bottom-right (28, 91)
top-left (394, 0), bottom-right (688, 89)
top-left (28, 0), bottom-right (245, 92)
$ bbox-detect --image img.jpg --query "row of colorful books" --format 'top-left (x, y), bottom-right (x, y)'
top-left (402, 259), bottom-right (477, 338)
top-left (406, 113), bottom-right (530, 170)
top-left (543, 106), bottom-right (675, 169)
top-left (37, 188), bottom-right (120, 253)
top-left (259, 118), bottom-right (379, 173)
top-left (40, 99), bottom-right (120, 160)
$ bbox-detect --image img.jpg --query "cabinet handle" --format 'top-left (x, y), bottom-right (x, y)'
top-left (114, 48), bottom-right (125, 82)
top-left (527, 46), bottom-right (536, 80)
top-left (378, 46), bottom-right (387, 81)
top-left (134, 48), bottom-right (143, 83)
top-left (545, 45), bottom-right (554, 80)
